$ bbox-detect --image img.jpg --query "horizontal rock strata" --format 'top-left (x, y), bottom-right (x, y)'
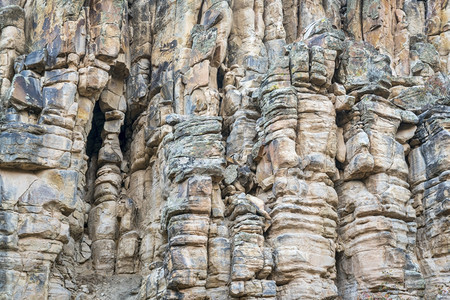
top-left (0, 0), bottom-right (449, 299)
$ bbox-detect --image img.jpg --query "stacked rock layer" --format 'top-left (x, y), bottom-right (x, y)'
top-left (0, 0), bottom-right (449, 299)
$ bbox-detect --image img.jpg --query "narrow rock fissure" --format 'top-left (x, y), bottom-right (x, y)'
top-left (85, 101), bottom-right (105, 205)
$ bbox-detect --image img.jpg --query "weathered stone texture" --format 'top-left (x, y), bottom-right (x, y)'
top-left (0, 0), bottom-right (449, 299)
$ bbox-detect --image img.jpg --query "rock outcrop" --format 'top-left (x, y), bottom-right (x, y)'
top-left (0, 0), bottom-right (449, 299)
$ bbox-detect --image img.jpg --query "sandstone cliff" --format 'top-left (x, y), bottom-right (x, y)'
top-left (0, 0), bottom-right (449, 299)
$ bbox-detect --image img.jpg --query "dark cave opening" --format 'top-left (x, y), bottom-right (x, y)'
top-left (86, 101), bottom-right (105, 159)
top-left (84, 101), bottom-right (105, 205)
top-left (217, 65), bottom-right (225, 90)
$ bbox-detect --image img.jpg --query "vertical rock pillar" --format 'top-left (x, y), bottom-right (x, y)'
top-left (161, 116), bottom-right (225, 299)
top-left (226, 193), bottom-right (275, 299)
top-left (256, 20), bottom-right (343, 299)
top-left (89, 76), bottom-right (127, 275)
top-left (336, 40), bottom-right (425, 299)
top-left (409, 106), bottom-right (450, 297)
top-left (0, 5), bottom-right (25, 99)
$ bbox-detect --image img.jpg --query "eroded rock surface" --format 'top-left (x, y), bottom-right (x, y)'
top-left (0, 0), bottom-right (449, 299)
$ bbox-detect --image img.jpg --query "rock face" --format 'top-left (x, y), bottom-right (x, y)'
top-left (0, 0), bottom-right (449, 299)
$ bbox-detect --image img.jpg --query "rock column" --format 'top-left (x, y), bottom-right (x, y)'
top-left (336, 41), bottom-right (425, 299)
top-left (0, 5), bottom-right (25, 99)
top-left (161, 116), bottom-right (225, 299)
top-left (409, 106), bottom-right (450, 297)
top-left (226, 193), bottom-right (275, 298)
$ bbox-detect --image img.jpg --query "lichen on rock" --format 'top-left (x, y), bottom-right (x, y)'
top-left (0, 0), bottom-right (449, 299)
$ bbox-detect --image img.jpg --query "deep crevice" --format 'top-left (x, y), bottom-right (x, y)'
top-left (84, 101), bottom-right (105, 204)
top-left (86, 101), bottom-right (105, 159)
